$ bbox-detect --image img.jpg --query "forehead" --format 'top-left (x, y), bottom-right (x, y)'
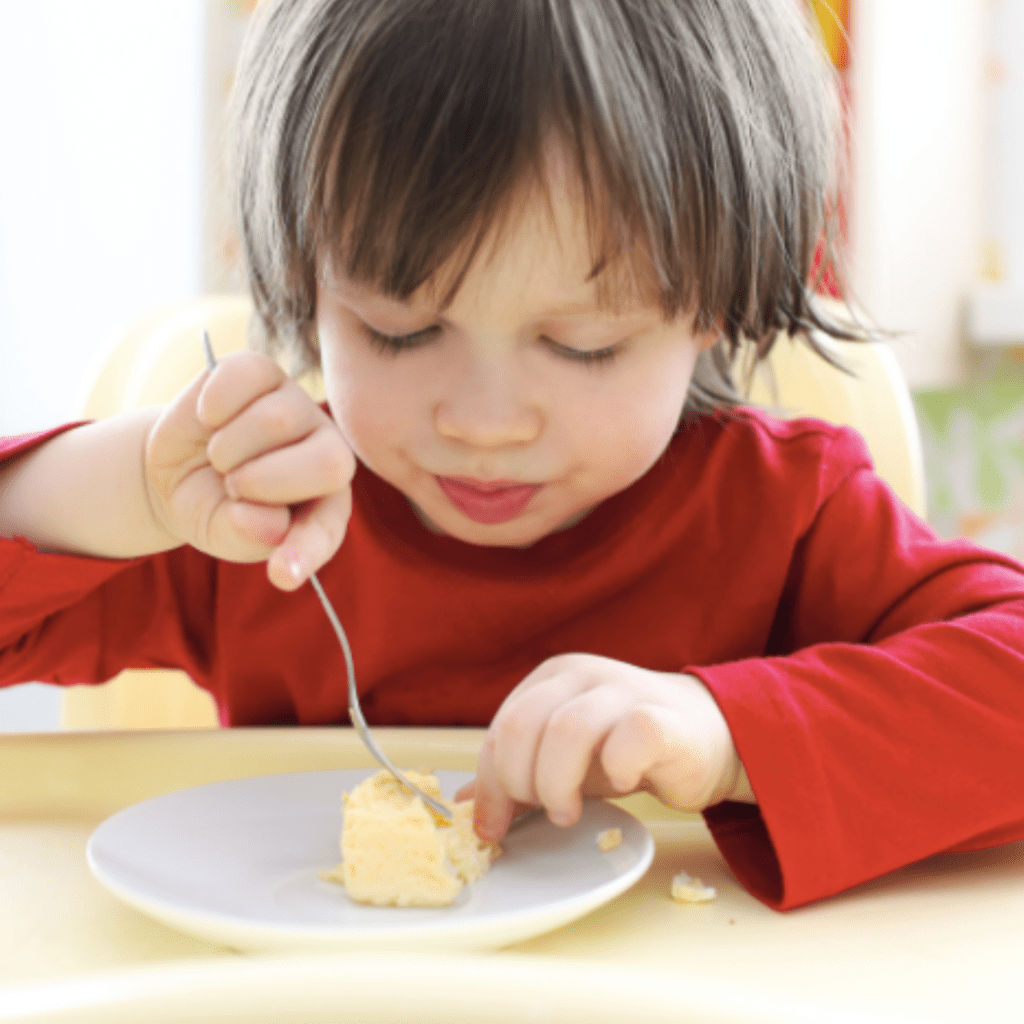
top-left (337, 151), bottom-right (659, 320)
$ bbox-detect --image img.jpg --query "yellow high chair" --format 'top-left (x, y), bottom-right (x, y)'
top-left (61, 296), bottom-right (926, 730)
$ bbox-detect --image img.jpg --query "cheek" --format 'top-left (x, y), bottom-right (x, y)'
top-left (317, 322), bottom-right (378, 449)
top-left (584, 349), bottom-right (696, 447)
top-left (317, 330), bottom-right (354, 423)
top-left (319, 331), bottom-right (428, 458)
top-left (643, 343), bottom-right (701, 424)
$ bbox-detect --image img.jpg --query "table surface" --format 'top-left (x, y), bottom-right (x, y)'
top-left (1, 728), bottom-right (1022, 1024)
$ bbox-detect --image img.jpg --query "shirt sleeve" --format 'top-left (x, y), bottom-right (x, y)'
top-left (691, 432), bottom-right (1024, 911)
top-left (0, 426), bottom-right (218, 694)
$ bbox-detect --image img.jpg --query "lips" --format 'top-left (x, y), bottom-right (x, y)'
top-left (436, 476), bottom-right (542, 525)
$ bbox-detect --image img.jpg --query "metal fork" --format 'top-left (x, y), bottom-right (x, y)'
top-left (201, 330), bottom-right (452, 822)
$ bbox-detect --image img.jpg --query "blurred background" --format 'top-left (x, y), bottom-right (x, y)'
top-left (1, 0), bottom-right (1023, 728)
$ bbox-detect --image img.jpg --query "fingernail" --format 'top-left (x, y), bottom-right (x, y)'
top-left (475, 823), bottom-right (498, 843)
top-left (288, 556), bottom-right (305, 584)
top-left (549, 809), bottom-right (574, 828)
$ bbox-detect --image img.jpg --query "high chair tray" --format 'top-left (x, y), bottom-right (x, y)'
top-left (1, 727), bottom-right (1021, 1024)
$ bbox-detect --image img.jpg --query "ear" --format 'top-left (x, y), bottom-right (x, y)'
top-left (695, 318), bottom-right (724, 352)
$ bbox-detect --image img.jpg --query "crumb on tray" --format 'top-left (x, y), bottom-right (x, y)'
top-left (671, 870), bottom-right (717, 903)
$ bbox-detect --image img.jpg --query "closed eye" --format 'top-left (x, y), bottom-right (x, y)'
top-left (365, 325), bottom-right (440, 355)
top-left (542, 336), bottom-right (619, 369)
top-left (366, 324), bottom-right (618, 367)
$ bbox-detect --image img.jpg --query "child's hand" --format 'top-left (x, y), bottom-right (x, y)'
top-left (145, 351), bottom-right (354, 590)
top-left (467, 653), bottom-right (751, 842)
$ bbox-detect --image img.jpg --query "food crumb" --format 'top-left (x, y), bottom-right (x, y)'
top-left (596, 827), bottom-right (623, 852)
top-left (671, 871), bottom-right (717, 903)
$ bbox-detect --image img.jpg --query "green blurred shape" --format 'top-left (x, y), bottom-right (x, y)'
top-left (976, 449), bottom-right (1007, 509)
top-left (912, 389), bottom-right (964, 442)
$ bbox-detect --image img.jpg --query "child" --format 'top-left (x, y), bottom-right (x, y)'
top-left (2, 0), bottom-right (1023, 912)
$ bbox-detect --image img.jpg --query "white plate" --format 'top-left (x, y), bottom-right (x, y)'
top-left (87, 769), bottom-right (654, 953)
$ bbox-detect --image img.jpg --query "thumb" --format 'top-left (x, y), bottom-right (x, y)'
top-left (146, 370), bottom-right (213, 477)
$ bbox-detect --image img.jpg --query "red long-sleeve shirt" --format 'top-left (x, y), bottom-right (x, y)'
top-left (3, 410), bottom-right (1024, 910)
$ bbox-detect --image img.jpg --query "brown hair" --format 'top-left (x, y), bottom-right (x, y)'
top-left (229, 0), bottom-right (853, 415)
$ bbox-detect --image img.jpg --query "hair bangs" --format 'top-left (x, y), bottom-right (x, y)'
top-left (310, 1), bottom-right (665, 320)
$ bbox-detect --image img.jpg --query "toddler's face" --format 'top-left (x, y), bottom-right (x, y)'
top-left (315, 170), bottom-right (714, 548)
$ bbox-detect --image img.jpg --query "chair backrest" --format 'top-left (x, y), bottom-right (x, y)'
top-left (80, 295), bottom-right (325, 420)
top-left (61, 296), bottom-right (926, 730)
top-left (744, 304), bottom-right (927, 519)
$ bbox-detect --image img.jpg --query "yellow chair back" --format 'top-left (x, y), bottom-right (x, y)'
top-left (745, 319), bottom-right (927, 519)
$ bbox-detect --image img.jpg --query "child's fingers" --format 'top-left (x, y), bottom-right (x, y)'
top-left (146, 370), bottom-right (217, 483)
top-left (474, 656), bottom-right (735, 839)
top-left (205, 380), bottom-right (324, 476)
top-left (220, 425), bottom-right (354, 508)
top-left (600, 700), bottom-right (728, 812)
top-left (472, 739), bottom-right (534, 843)
top-left (599, 703), bottom-right (673, 798)
top-left (155, 446), bottom-right (281, 563)
top-left (196, 351), bottom-right (288, 431)
top-left (265, 487), bottom-right (353, 590)
top-left (454, 780), bottom-right (476, 802)
top-left (483, 664), bottom-right (588, 807)
top-left (481, 655), bottom-right (622, 814)
top-left (530, 684), bottom-right (635, 826)
top-left (225, 498), bottom-right (291, 551)
top-left (196, 484), bottom-right (351, 581)
top-left (147, 359), bottom-right (300, 545)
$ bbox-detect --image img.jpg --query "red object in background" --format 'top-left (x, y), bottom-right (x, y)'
top-left (808, 0), bottom-right (852, 298)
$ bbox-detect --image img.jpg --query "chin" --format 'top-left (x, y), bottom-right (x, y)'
top-left (439, 516), bottom-right (551, 549)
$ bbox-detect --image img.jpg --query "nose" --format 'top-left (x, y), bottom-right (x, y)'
top-left (434, 356), bottom-right (543, 448)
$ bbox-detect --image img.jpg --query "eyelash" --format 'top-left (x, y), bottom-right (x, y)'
top-left (543, 337), bottom-right (619, 369)
top-left (365, 326), bottom-right (619, 368)
top-left (366, 327), bottom-right (437, 355)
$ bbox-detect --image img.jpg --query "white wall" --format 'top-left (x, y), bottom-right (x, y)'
top-left (0, 0), bottom-right (206, 436)
top-left (0, 0), bottom-right (206, 729)
top-left (850, 0), bottom-right (985, 388)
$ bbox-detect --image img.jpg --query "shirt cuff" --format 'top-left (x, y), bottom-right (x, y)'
top-left (688, 656), bottom-right (863, 911)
